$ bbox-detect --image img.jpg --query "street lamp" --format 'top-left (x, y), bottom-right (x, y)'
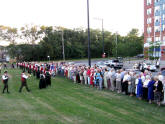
top-left (94, 18), bottom-right (104, 54)
top-left (87, 0), bottom-right (91, 67)
top-left (47, 56), bottom-right (50, 62)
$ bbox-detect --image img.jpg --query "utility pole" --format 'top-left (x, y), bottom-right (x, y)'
top-left (102, 19), bottom-right (104, 54)
top-left (87, 0), bottom-right (91, 67)
top-left (116, 32), bottom-right (118, 58)
top-left (61, 30), bottom-right (65, 61)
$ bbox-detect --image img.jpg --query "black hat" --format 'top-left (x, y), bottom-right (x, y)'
top-left (4, 71), bottom-right (7, 73)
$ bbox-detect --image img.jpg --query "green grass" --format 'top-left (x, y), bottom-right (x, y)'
top-left (0, 69), bottom-right (165, 124)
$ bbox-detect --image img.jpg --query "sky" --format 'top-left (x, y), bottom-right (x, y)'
top-left (0, 0), bottom-right (144, 36)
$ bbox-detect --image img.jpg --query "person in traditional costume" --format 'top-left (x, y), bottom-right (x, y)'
top-left (136, 75), bottom-right (143, 100)
top-left (154, 77), bottom-right (163, 106)
top-left (45, 69), bottom-right (51, 87)
top-left (87, 67), bottom-right (91, 85)
top-left (36, 66), bottom-right (40, 79)
top-left (2, 71), bottom-right (10, 94)
top-left (90, 70), bottom-right (94, 87)
top-left (39, 72), bottom-right (46, 89)
top-left (19, 71), bottom-right (30, 93)
top-left (32, 63), bottom-right (36, 76)
top-left (147, 77), bottom-right (155, 104)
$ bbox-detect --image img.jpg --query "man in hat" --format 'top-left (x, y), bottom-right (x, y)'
top-left (19, 70), bottom-right (30, 92)
top-left (2, 71), bottom-right (10, 93)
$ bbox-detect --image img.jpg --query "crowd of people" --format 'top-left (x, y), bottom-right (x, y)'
top-left (1, 61), bottom-right (165, 106)
top-left (55, 62), bottom-right (165, 106)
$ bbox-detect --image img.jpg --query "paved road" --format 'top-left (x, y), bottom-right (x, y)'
top-left (72, 59), bottom-right (162, 76)
top-left (73, 59), bottom-right (144, 69)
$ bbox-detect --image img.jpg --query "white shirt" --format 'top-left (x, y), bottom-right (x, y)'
top-left (2, 75), bottom-right (8, 80)
top-left (22, 73), bottom-right (28, 79)
top-left (123, 74), bottom-right (131, 82)
top-left (116, 73), bottom-right (121, 81)
top-left (83, 70), bottom-right (87, 77)
top-left (143, 79), bottom-right (150, 88)
top-left (135, 78), bottom-right (139, 85)
top-left (158, 75), bottom-right (164, 82)
top-left (141, 76), bottom-right (145, 83)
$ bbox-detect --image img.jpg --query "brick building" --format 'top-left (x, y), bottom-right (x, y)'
top-left (144, 0), bottom-right (165, 60)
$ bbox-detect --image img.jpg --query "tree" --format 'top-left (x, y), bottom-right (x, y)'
top-left (20, 25), bottom-right (40, 44)
top-left (4, 27), bottom-right (18, 44)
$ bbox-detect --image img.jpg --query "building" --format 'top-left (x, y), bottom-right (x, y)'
top-left (144, 0), bottom-right (165, 60)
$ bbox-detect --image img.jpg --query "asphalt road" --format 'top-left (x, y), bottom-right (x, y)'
top-left (73, 59), bottom-right (161, 76)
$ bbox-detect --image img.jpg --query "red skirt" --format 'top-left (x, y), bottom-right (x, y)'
top-left (90, 76), bottom-right (94, 85)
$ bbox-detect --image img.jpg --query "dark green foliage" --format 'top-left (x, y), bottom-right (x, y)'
top-left (6, 27), bottom-right (143, 61)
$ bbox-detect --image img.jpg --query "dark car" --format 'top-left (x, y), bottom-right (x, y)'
top-left (162, 70), bottom-right (165, 76)
top-left (136, 54), bottom-right (144, 58)
top-left (161, 67), bottom-right (165, 71)
top-left (0, 59), bottom-right (7, 62)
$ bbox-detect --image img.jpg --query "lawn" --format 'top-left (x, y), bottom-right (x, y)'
top-left (0, 69), bottom-right (165, 124)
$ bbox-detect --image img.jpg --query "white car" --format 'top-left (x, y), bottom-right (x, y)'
top-left (104, 60), bottom-right (111, 66)
top-left (143, 63), bottom-right (157, 71)
top-left (104, 60), bottom-right (123, 68)
top-left (133, 63), bottom-right (139, 70)
top-left (96, 61), bottom-right (107, 68)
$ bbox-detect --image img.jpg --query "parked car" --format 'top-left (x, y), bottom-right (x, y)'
top-left (66, 62), bottom-right (75, 65)
top-left (133, 63), bottom-right (139, 70)
top-left (96, 61), bottom-right (107, 68)
top-left (162, 70), bottom-right (165, 76)
top-left (0, 59), bottom-right (7, 62)
top-left (105, 59), bottom-right (123, 69)
top-left (142, 63), bottom-right (157, 72)
top-left (136, 54), bottom-right (144, 58)
top-left (161, 67), bottom-right (165, 71)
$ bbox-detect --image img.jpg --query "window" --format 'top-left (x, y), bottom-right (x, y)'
top-left (163, 36), bottom-right (165, 41)
top-left (147, 8), bottom-right (152, 15)
top-left (155, 0), bottom-right (160, 3)
top-left (163, 14), bottom-right (165, 20)
top-left (155, 6), bottom-right (160, 13)
top-left (147, 18), bottom-right (152, 24)
top-left (147, 27), bottom-right (152, 33)
top-left (155, 26), bottom-right (160, 32)
top-left (155, 36), bottom-right (160, 42)
top-left (163, 4), bottom-right (165, 10)
top-left (147, 37), bottom-right (152, 42)
top-left (147, 0), bottom-right (152, 5)
top-left (155, 16), bottom-right (160, 23)
top-left (163, 25), bottom-right (165, 31)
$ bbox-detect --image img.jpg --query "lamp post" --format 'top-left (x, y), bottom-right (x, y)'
top-left (47, 56), bottom-right (50, 62)
top-left (94, 18), bottom-right (104, 54)
top-left (87, 0), bottom-right (91, 67)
